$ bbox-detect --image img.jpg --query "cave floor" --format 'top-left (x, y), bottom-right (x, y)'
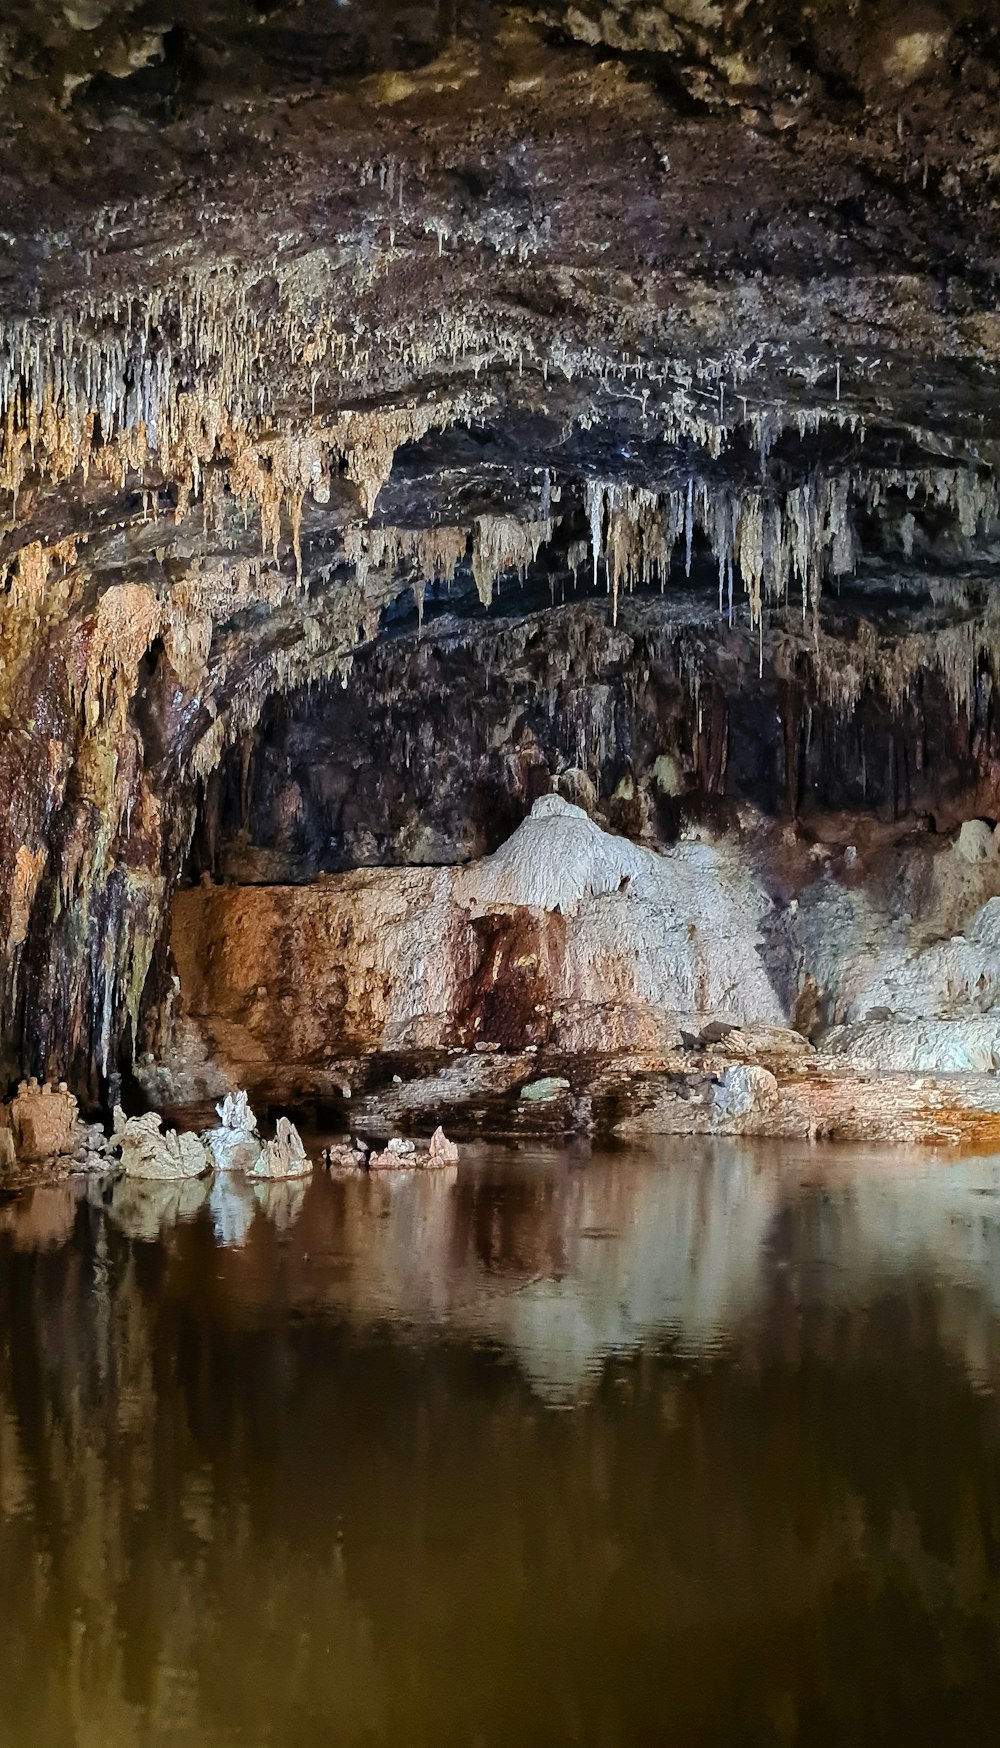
top-left (4, 1139), bottom-right (1000, 1748)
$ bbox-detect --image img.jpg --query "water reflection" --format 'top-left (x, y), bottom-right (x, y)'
top-left (3, 1142), bottom-right (1000, 1747)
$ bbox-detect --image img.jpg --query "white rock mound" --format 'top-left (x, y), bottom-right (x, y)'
top-left (457, 793), bottom-right (650, 913)
top-left (456, 794), bottom-right (783, 1030)
top-left (711, 1064), bottom-right (779, 1122)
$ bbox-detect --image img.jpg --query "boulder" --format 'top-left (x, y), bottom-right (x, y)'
top-left (519, 1076), bottom-right (571, 1103)
top-left (427, 1126), bottom-right (460, 1166)
top-left (369, 1125), bottom-right (460, 1170)
top-left (956, 819), bottom-right (998, 864)
top-left (711, 1065), bottom-right (779, 1121)
top-left (323, 1143), bottom-right (369, 1176)
top-left (112, 1107), bottom-right (211, 1180)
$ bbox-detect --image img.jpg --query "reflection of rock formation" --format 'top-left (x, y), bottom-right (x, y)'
top-left (109, 1175), bottom-right (209, 1243)
top-left (0, 1181), bottom-right (87, 1248)
top-left (12, 1139), bottom-right (1000, 1401)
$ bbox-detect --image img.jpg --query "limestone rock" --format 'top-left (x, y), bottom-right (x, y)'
top-left (956, 820), bottom-right (998, 865)
top-left (203, 1089), bottom-right (264, 1174)
top-left (112, 1108), bottom-right (211, 1180)
top-left (7, 1076), bottom-right (84, 1160)
top-left (427, 1126), bottom-right (460, 1167)
top-left (520, 1077), bottom-right (572, 1102)
top-left (323, 1143), bottom-right (369, 1176)
top-left (457, 794), bottom-right (650, 914)
top-left (0, 1127), bottom-right (15, 1175)
top-left (7, 1080), bottom-right (88, 1164)
top-left (369, 1127), bottom-right (460, 1170)
top-left (250, 1116), bottom-right (311, 1180)
top-left (825, 1017), bottom-right (1000, 1075)
top-left (711, 1065), bottom-right (779, 1122)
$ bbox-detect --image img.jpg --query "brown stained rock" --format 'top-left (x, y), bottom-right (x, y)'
top-left (8, 1081), bottom-right (86, 1164)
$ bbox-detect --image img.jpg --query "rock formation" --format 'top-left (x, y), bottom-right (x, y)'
top-left (4, 2), bottom-right (1000, 1141)
top-left (5, 1081), bottom-right (89, 1163)
top-left (111, 1107), bottom-right (210, 1180)
top-left (250, 1116), bottom-right (311, 1181)
top-left (368, 1127), bottom-right (460, 1170)
top-left (203, 1089), bottom-right (264, 1173)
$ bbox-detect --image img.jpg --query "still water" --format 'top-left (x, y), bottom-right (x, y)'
top-left (3, 1140), bottom-right (1000, 1747)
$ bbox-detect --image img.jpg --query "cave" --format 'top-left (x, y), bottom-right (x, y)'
top-left (6, 3), bottom-right (1000, 1741)
top-left (5, 0), bottom-right (1000, 1139)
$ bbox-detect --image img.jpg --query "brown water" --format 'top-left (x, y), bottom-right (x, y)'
top-left (3, 1140), bottom-right (1000, 1748)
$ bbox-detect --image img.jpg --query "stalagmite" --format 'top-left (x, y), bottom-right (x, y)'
top-left (112, 1108), bottom-right (211, 1180)
top-left (250, 1116), bottom-right (311, 1180)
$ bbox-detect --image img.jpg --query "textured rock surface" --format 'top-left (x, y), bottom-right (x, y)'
top-left (149, 799), bottom-right (1000, 1141)
top-left (202, 1088), bottom-right (264, 1173)
top-left (5, 1081), bottom-right (88, 1163)
top-left (112, 1107), bottom-right (210, 1179)
top-left (251, 1115), bottom-right (311, 1180)
top-left (164, 794), bottom-right (784, 1087)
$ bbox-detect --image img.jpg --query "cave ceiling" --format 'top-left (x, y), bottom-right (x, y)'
top-left (5, 0), bottom-right (1000, 1092)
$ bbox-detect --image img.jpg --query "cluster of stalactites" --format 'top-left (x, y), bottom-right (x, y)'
top-left (583, 474), bottom-right (855, 647)
top-left (0, 294), bottom-right (485, 578)
top-left (859, 466), bottom-right (1000, 542)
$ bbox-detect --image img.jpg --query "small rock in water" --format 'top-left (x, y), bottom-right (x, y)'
top-left (427, 1126), bottom-right (459, 1167)
top-left (251, 1116), bottom-right (311, 1180)
top-left (387, 1137), bottom-right (416, 1155)
top-left (203, 1089), bottom-right (263, 1174)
